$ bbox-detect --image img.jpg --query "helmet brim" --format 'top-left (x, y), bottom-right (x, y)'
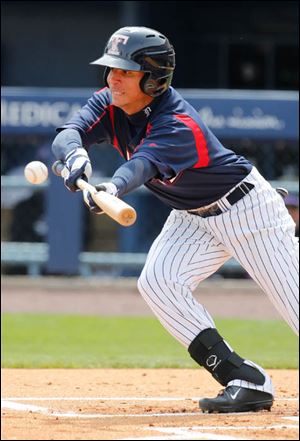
top-left (90, 54), bottom-right (142, 71)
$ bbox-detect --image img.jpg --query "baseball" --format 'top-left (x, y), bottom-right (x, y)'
top-left (24, 161), bottom-right (48, 184)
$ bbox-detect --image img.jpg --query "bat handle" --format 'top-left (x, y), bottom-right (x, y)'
top-left (52, 160), bottom-right (65, 177)
top-left (75, 178), bottom-right (97, 194)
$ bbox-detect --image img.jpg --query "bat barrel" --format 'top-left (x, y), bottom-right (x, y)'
top-left (118, 207), bottom-right (137, 226)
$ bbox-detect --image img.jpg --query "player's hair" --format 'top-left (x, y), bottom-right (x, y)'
top-left (90, 26), bottom-right (175, 97)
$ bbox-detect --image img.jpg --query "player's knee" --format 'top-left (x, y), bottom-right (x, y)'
top-left (137, 261), bottom-right (156, 294)
top-left (188, 328), bottom-right (265, 386)
top-left (137, 268), bottom-right (150, 297)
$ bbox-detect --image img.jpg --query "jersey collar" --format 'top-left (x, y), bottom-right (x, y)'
top-left (126, 92), bottom-right (166, 126)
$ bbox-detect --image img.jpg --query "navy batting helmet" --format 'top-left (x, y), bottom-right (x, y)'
top-left (90, 26), bottom-right (175, 97)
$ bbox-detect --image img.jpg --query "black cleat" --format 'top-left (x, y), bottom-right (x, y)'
top-left (199, 386), bottom-right (274, 413)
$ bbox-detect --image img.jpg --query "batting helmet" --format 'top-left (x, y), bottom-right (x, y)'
top-left (90, 26), bottom-right (175, 97)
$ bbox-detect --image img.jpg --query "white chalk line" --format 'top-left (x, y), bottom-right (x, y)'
top-left (2, 396), bottom-right (194, 402)
top-left (2, 396), bottom-right (298, 401)
top-left (2, 400), bottom-right (298, 441)
top-left (282, 416), bottom-right (299, 421)
top-left (1, 401), bottom-right (196, 418)
top-left (2, 399), bottom-right (299, 423)
top-left (2, 401), bottom-right (49, 413)
top-left (119, 422), bottom-right (300, 441)
top-left (120, 432), bottom-right (248, 440)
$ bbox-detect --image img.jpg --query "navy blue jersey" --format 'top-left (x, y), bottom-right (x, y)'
top-left (59, 86), bottom-right (252, 209)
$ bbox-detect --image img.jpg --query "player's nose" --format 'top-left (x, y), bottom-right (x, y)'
top-left (108, 68), bottom-right (123, 83)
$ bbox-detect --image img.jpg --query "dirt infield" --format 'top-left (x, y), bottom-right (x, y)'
top-left (1, 277), bottom-right (298, 439)
top-left (1, 368), bottom-right (299, 440)
top-left (1, 276), bottom-right (283, 319)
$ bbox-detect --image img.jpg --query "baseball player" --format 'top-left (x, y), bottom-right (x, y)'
top-left (51, 26), bottom-right (299, 413)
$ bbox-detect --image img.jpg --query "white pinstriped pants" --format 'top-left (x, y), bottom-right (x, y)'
top-left (138, 167), bottom-right (299, 394)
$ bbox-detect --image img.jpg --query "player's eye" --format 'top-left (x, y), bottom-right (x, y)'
top-left (123, 70), bottom-right (135, 76)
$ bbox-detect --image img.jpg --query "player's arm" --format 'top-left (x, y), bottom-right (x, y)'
top-left (51, 89), bottom-right (113, 192)
top-left (83, 157), bottom-right (158, 214)
top-left (51, 128), bottom-right (92, 192)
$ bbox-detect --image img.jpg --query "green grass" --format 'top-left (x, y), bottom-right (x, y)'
top-left (1, 313), bottom-right (298, 369)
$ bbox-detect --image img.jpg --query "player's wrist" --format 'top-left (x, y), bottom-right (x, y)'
top-left (95, 182), bottom-right (118, 196)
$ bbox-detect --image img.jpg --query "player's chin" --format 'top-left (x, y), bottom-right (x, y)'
top-left (111, 96), bottom-right (124, 107)
top-left (111, 91), bottom-right (125, 103)
top-left (111, 98), bottom-right (129, 111)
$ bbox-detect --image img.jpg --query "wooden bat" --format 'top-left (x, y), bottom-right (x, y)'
top-left (52, 160), bottom-right (137, 227)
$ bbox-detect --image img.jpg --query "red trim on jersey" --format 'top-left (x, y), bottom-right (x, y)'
top-left (107, 105), bottom-right (122, 155)
top-left (175, 114), bottom-right (209, 167)
top-left (146, 122), bottom-right (153, 136)
top-left (95, 86), bottom-right (108, 94)
top-left (86, 110), bottom-right (106, 133)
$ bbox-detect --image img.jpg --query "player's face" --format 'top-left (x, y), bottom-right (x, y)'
top-left (107, 68), bottom-right (153, 114)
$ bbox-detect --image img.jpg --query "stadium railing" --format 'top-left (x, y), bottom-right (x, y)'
top-left (1, 176), bottom-right (298, 277)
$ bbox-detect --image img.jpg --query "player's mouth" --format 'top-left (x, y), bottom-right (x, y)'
top-left (111, 90), bottom-right (124, 96)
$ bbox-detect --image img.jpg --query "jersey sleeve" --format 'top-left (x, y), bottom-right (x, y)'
top-left (131, 116), bottom-right (204, 181)
top-left (57, 87), bottom-right (114, 148)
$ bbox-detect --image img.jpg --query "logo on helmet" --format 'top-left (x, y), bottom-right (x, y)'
top-left (108, 35), bottom-right (129, 55)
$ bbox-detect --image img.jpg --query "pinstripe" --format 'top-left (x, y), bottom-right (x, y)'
top-left (139, 213), bottom-right (201, 344)
top-left (167, 225), bottom-right (217, 326)
top-left (180, 253), bottom-right (230, 285)
top-left (246, 195), bottom-right (298, 331)
top-left (157, 220), bottom-right (217, 331)
top-left (252, 191), bottom-right (299, 330)
top-left (144, 212), bottom-right (183, 264)
top-left (148, 254), bottom-right (201, 336)
top-left (154, 219), bottom-right (206, 330)
top-left (269, 191), bottom-right (299, 276)
top-left (188, 232), bottom-right (217, 263)
top-left (240, 192), bottom-right (288, 296)
top-left (140, 216), bottom-right (206, 342)
top-left (216, 204), bottom-right (264, 289)
top-left (227, 193), bottom-right (283, 297)
top-left (187, 250), bottom-right (232, 266)
top-left (262, 197), bottom-right (299, 321)
top-left (223, 189), bottom-right (298, 330)
top-left (177, 282), bottom-right (215, 326)
top-left (138, 275), bottom-right (196, 345)
top-left (138, 213), bottom-right (223, 343)
top-left (263, 189), bottom-right (298, 287)
top-left (241, 190), bottom-right (298, 330)
top-left (137, 167), bottom-right (298, 395)
top-left (255, 194), bottom-right (296, 301)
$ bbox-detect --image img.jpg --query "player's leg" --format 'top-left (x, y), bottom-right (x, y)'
top-left (138, 209), bottom-right (273, 413)
top-left (193, 168), bottom-right (297, 412)
top-left (137, 209), bottom-right (231, 346)
top-left (206, 167), bottom-right (299, 336)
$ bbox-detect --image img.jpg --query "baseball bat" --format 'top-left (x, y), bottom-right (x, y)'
top-left (52, 160), bottom-right (137, 227)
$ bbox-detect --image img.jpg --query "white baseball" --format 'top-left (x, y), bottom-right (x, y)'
top-left (24, 161), bottom-right (48, 184)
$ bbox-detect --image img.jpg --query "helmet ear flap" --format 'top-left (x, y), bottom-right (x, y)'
top-left (103, 67), bottom-right (110, 86)
top-left (140, 73), bottom-right (160, 97)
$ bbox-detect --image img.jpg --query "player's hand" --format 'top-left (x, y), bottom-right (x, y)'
top-left (83, 182), bottom-right (118, 215)
top-left (61, 148), bottom-right (92, 192)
